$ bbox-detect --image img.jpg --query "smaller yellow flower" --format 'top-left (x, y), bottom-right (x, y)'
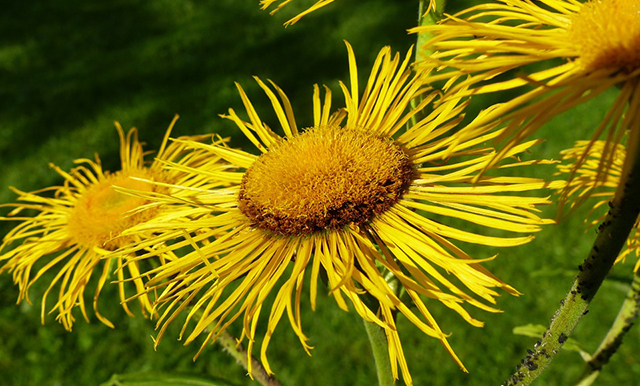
top-left (412, 0), bottom-right (640, 178)
top-left (557, 140), bottom-right (640, 270)
top-left (0, 117), bottom-right (219, 330)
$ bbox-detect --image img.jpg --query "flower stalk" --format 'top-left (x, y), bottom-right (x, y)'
top-left (503, 126), bottom-right (640, 385)
top-left (363, 320), bottom-right (394, 386)
top-left (416, 0), bottom-right (446, 62)
top-left (574, 273), bottom-right (640, 386)
top-left (217, 330), bottom-right (283, 386)
top-left (410, 0), bottom-right (446, 128)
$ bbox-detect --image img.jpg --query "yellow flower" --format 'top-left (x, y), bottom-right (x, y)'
top-left (261, 0), bottom-right (437, 26)
top-left (412, 0), bottom-right (640, 176)
top-left (557, 140), bottom-right (640, 270)
top-left (123, 43), bottom-right (557, 385)
top-left (0, 117), bottom-right (220, 330)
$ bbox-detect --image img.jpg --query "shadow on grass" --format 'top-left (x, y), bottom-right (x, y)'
top-left (0, 0), bottom-right (416, 173)
top-left (0, 1), bottom-right (419, 385)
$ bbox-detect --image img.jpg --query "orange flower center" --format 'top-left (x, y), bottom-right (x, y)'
top-left (238, 125), bottom-right (414, 236)
top-left (569, 0), bottom-right (640, 72)
top-left (67, 169), bottom-right (161, 250)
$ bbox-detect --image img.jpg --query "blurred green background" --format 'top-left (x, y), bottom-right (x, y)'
top-left (1, 1), bottom-right (638, 385)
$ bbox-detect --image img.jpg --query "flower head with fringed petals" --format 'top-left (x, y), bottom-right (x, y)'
top-left (412, 0), bottom-right (640, 182)
top-left (0, 117), bottom-right (224, 330)
top-left (120, 42), bottom-right (558, 385)
top-left (557, 140), bottom-right (640, 271)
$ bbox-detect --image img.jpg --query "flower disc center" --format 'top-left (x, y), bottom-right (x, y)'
top-left (238, 125), bottom-right (413, 236)
top-left (67, 169), bottom-right (160, 250)
top-left (569, 0), bottom-right (640, 72)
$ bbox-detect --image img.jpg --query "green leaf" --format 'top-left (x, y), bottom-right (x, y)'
top-left (513, 324), bottom-right (591, 360)
top-left (100, 372), bottom-right (240, 386)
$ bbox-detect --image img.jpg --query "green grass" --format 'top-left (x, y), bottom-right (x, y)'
top-left (1, 1), bottom-right (639, 385)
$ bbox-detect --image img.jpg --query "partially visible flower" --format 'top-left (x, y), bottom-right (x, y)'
top-left (412, 0), bottom-right (640, 176)
top-left (261, 0), bottom-right (437, 26)
top-left (260, 0), bottom-right (336, 26)
top-left (123, 42), bottom-right (558, 385)
top-left (0, 117), bottom-right (223, 330)
top-left (557, 140), bottom-right (640, 270)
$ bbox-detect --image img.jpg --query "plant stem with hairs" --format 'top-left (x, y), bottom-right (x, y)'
top-left (416, 0), bottom-right (446, 62)
top-left (363, 319), bottom-right (394, 386)
top-left (217, 330), bottom-right (283, 386)
top-left (410, 0), bottom-right (446, 129)
top-left (503, 123), bottom-right (640, 385)
top-left (574, 273), bottom-right (640, 386)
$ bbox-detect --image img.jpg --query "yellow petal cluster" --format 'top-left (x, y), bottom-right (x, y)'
top-left (117, 42), bottom-right (558, 385)
top-left (260, 0), bottom-right (337, 26)
top-left (261, 0), bottom-right (438, 26)
top-left (413, 0), bottom-right (640, 180)
top-left (0, 118), bottom-right (223, 330)
top-left (557, 140), bottom-right (640, 271)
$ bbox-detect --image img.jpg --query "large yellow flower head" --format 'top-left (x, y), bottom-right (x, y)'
top-left (557, 140), bottom-right (640, 270)
top-left (0, 117), bottom-right (220, 331)
top-left (412, 0), bottom-right (640, 176)
top-left (122, 42), bottom-right (557, 385)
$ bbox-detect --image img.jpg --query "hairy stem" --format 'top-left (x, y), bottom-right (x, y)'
top-left (363, 320), bottom-right (394, 386)
top-left (574, 273), bottom-right (640, 386)
top-left (503, 127), bottom-right (640, 385)
top-left (409, 0), bottom-right (446, 129)
top-left (416, 0), bottom-right (446, 62)
top-left (217, 330), bottom-right (283, 386)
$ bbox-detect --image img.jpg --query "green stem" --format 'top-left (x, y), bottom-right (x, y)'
top-left (416, 0), bottom-right (446, 62)
top-left (217, 330), bottom-right (283, 386)
top-left (503, 128), bottom-right (640, 385)
top-left (409, 0), bottom-right (446, 129)
top-left (363, 320), bottom-right (394, 386)
top-left (574, 273), bottom-right (640, 386)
